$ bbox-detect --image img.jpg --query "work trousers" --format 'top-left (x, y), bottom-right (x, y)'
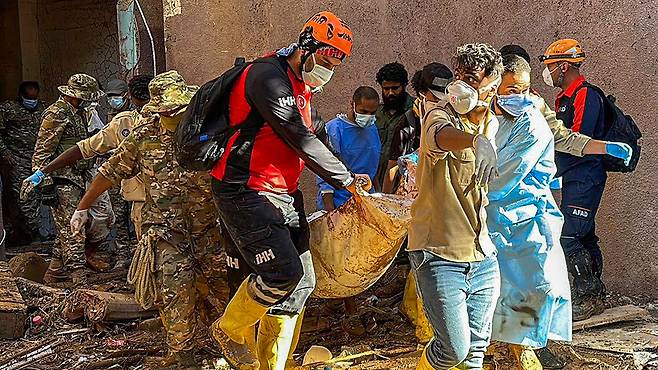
top-left (50, 185), bottom-right (87, 270)
top-left (151, 228), bottom-right (227, 352)
top-left (212, 180), bottom-right (315, 316)
top-left (410, 250), bottom-right (500, 369)
top-left (560, 178), bottom-right (606, 299)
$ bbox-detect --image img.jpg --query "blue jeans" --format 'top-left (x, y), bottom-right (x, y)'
top-left (410, 250), bottom-right (500, 369)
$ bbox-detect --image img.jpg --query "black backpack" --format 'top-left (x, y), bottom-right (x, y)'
top-left (578, 83), bottom-right (642, 173)
top-left (174, 56), bottom-right (281, 171)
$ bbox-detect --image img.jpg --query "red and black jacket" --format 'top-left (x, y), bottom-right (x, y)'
top-left (555, 76), bottom-right (607, 183)
top-left (211, 56), bottom-right (353, 194)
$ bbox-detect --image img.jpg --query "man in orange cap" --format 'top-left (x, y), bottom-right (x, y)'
top-left (540, 39), bottom-right (630, 321)
top-left (208, 11), bottom-right (371, 370)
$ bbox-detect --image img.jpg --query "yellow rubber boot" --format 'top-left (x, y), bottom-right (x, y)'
top-left (210, 280), bottom-right (269, 370)
top-left (417, 348), bottom-right (435, 370)
top-left (285, 309), bottom-right (304, 369)
top-left (510, 344), bottom-right (543, 370)
top-left (415, 296), bottom-right (433, 344)
top-left (400, 272), bottom-right (419, 325)
top-left (257, 313), bottom-right (299, 370)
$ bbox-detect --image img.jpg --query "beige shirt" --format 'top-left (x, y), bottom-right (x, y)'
top-left (77, 110), bottom-right (146, 202)
top-left (407, 102), bottom-right (497, 262)
top-left (534, 95), bottom-right (590, 157)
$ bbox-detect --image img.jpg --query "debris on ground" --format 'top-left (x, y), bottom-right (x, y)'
top-left (63, 289), bottom-right (158, 323)
top-left (8, 252), bottom-right (48, 283)
top-left (1, 243), bottom-right (658, 369)
top-left (0, 262), bottom-right (28, 339)
top-left (573, 304), bottom-right (649, 331)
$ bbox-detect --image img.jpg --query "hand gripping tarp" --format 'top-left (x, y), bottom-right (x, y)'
top-left (309, 189), bottom-right (413, 298)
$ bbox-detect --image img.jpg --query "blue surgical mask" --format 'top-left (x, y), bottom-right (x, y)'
top-left (496, 93), bottom-right (535, 117)
top-left (22, 98), bottom-right (38, 110)
top-left (108, 96), bottom-right (126, 110)
top-left (353, 108), bottom-right (376, 128)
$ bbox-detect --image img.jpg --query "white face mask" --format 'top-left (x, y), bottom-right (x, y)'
top-left (446, 76), bottom-right (500, 115)
top-left (542, 65), bottom-right (560, 87)
top-left (353, 107), bottom-right (376, 127)
top-left (302, 54), bottom-right (334, 88)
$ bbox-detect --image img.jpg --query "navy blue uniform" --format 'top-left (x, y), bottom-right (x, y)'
top-left (555, 75), bottom-right (607, 299)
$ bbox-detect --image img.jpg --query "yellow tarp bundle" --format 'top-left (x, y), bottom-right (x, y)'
top-left (309, 190), bottom-right (413, 298)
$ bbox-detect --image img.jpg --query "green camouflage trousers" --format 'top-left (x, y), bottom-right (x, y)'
top-left (50, 185), bottom-right (86, 270)
top-left (108, 185), bottom-right (133, 261)
top-left (154, 227), bottom-right (228, 352)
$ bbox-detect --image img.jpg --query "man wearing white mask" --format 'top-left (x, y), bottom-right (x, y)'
top-left (409, 43), bottom-right (502, 370)
top-left (208, 11), bottom-right (371, 370)
top-left (317, 86), bottom-right (381, 212)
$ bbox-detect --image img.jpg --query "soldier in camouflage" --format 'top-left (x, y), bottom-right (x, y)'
top-left (0, 81), bottom-right (46, 243)
top-left (73, 71), bottom-right (228, 368)
top-left (30, 73), bottom-right (104, 284)
top-left (22, 75), bottom-right (155, 271)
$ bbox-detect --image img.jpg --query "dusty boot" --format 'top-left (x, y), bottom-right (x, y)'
top-left (156, 351), bottom-right (179, 368)
top-left (415, 296), bottom-right (433, 344)
top-left (257, 313), bottom-right (298, 370)
top-left (176, 349), bottom-right (200, 369)
top-left (70, 267), bottom-right (92, 286)
top-left (510, 344), bottom-right (542, 370)
top-left (535, 347), bottom-right (565, 369)
top-left (400, 272), bottom-right (419, 324)
top-left (210, 280), bottom-right (269, 370)
top-left (43, 258), bottom-right (69, 283)
top-left (572, 296), bottom-right (605, 321)
top-left (567, 250), bottom-right (605, 321)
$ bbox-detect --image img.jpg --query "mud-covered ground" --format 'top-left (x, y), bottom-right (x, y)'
top-left (1, 246), bottom-right (657, 370)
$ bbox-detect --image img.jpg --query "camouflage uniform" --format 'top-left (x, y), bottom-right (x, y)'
top-left (0, 99), bottom-right (46, 240)
top-left (99, 71), bottom-right (227, 354)
top-left (32, 74), bottom-right (104, 272)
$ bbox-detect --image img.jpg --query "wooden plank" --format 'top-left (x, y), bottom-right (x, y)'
top-left (572, 321), bottom-right (658, 354)
top-left (0, 262), bottom-right (27, 339)
top-left (573, 305), bottom-right (649, 331)
top-left (63, 289), bottom-right (158, 323)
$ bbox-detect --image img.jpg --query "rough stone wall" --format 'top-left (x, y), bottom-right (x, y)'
top-left (38, 0), bottom-right (121, 102)
top-left (165, 0), bottom-right (658, 298)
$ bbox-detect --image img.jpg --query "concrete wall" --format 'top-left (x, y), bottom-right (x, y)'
top-left (38, 0), bottom-right (121, 102)
top-left (0, 0), bottom-right (22, 100)
top-left (164, 0), bottom-right (658, 298)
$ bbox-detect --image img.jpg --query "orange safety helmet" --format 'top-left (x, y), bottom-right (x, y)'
top-left (540, 39), bottom-right (586, 64)
top-left (299, 11), bottom-right (353, 60)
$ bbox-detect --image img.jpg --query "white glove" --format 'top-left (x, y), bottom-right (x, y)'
top-left (70, 209), bottom-right (89, 235)
top-left (473, 134), bottom-right (498, 186)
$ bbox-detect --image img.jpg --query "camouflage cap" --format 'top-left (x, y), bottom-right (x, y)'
top-left (142, 70), bottom-right (198, 113)
top-left (58, 73), bottom-right (105, 101)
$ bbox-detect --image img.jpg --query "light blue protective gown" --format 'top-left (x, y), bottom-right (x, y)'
top-left (487, 104), bottom-right (572, 347)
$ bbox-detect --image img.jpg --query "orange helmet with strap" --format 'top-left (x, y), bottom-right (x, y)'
top-left (540, 39), bottom-right (586, 64)
top-left (298, 11), bottom-right (353, 60)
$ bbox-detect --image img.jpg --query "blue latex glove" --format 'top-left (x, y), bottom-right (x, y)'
top-left (20, 170), bottom-right (45, 201)
top-left (27, 170), bottom-right (45, 185)
top-left (605, 142), bottom-right (633, 166)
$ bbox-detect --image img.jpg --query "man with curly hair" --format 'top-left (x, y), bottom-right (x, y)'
top-left (409, 43), bottom-right (502, 370)
top-left (375, 62), bottom-right (414, 190)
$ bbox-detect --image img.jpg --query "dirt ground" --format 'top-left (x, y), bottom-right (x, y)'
top-left (1, 245), bottom-right (657, 370)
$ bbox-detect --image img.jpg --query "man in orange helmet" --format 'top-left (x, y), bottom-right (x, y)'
top-left (540, 39), bottom-right (624, 321)
top-left (208, 11), bottom-right (370, 370)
